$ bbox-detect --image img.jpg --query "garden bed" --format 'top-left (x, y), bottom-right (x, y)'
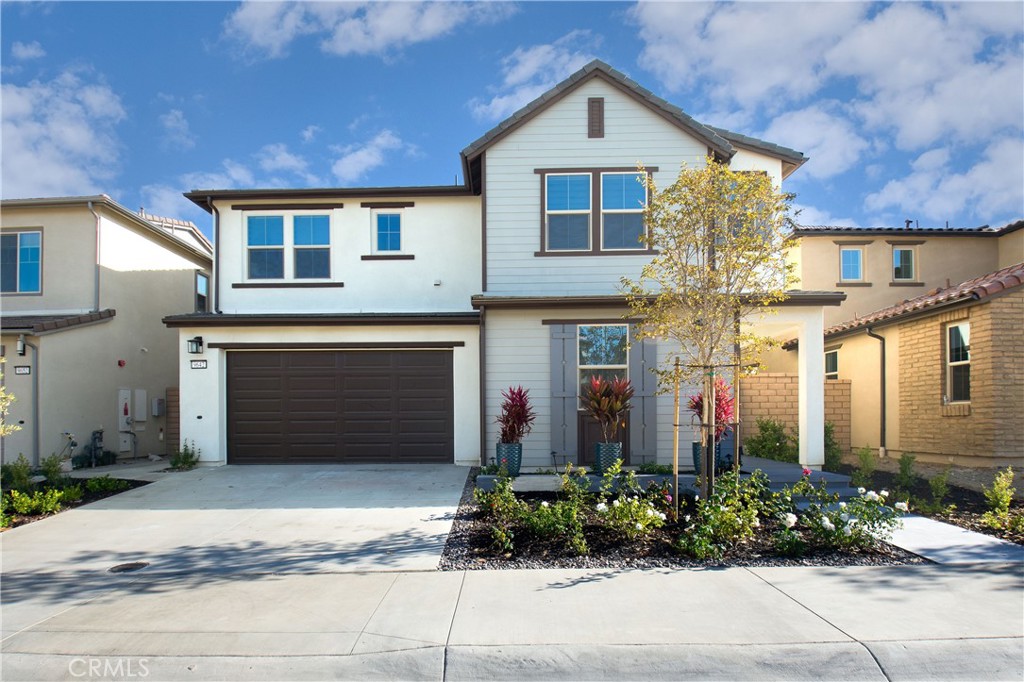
top-left (1, 477), bottom-right (150, 532)
top-left (440, 467), bottom-right (928, 571)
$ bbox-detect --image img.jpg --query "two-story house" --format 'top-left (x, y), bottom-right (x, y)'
top-left (0, 195), bottom-right (213, 465)
top-left (166, 60), bottom-right (843, 469)
top-left (769, 223), bottom-right (1023, 469)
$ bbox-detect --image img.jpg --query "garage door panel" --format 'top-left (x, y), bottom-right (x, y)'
top-left (228, 350), bottom-right (453, 464)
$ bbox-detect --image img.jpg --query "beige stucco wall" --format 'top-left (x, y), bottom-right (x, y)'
top-left (796, 235), bottom-right (1002, 326)
top-left (738, 374), bottom-right (851, 456)
top-left (898, 293), bottom-right (1024, 467)
top-left (998, 229), bottom-right (1024, 268)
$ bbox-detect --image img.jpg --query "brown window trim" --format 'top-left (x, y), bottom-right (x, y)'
top-left (833, 239), bottom-right (874, 246)
top-left (835, 282), bottom-right (872, 287)
top-left (889, 281), bottom-right (925, 287)
top-left (885, 239), bottom-right (926, 245)
top-left (534, 167), bottom-right (658, 257)
top-left (360, 201), bottom-right (415, 209)
top-left (232, 282), bottom-right (345, 289)
top-left (361, 254), bottom-right (415, 261)
top-left (232, 203), bottom-right (344, 210)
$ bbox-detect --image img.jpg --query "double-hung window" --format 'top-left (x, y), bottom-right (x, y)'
top-left (601, 172), bottom-right (646, 250)
top-left (374, 212), bottom-right (402, 253)
top-left (577, 324), bottom-right (628, 396)
top-left (247, 216), bottom-right (284, 279)
top-left (892, 247), bottom-right (915, 281)
top-left (1, 231), bottom-right (42, 294)
top-left (293, 215), bottom-right (330, 278)
top-left (839, 247), bottom-right (863, 282)
top-left (546, 173), bottom-right (591, 251)
top-left (946, 322), bottom-right (970, 403)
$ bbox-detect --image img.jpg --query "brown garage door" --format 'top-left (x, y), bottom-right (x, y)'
top-left (227, 350), bottom-right (454, 464)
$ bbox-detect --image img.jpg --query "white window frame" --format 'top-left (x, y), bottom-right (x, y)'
top-left (825, 349), bottom-right (839, 380)
top-left (371, 209), bottom-right (404, 254)
top-left (945, 322), bottom-right (970, 404)
top-left (546, 172), bottom-right (592, 252)
top-left (892, 246), bottom-right (916, 282)
top-left (576, 323), bottom-right (629, 401)
top-left (839, 246), bottom-right (864, 282)
top-left (243, 211), bottom-right (333, 282)
top-left (599, 171), bottom-right (647, 252)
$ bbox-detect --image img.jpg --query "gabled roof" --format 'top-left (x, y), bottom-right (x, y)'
top-left (823, 261), bottom-right (1024, 338)
top-left (792, 220), bottom-right (1024, 238)
top-left (0, 309), bottom-right (116, 336)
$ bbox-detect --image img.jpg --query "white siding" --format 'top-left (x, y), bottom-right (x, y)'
top-left (216, 196), bottom-right (481, 314)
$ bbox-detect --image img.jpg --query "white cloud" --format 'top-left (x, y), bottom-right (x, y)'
top-left (159, 109), bottom-right (196, 151)
top-left (301, 125), bottom-right (321, 143)
top-left (865, 141), bottom-right (1024, 225)
top-left (1, 69), bottom-right (126, 198)
top-left (331, 130), bottom-right (404, 183)
top-left (469, 31), bottom-right (599, 122)
top-left (11, 40), bottom-right (45, 60)
top-left (761, 104), bottom-right (869, 179)
top-left (791, 202), bottom-right (859, 228)
top-left (256, 143), bottom-right (320, 185)
top-left (223, 1), bottom-right (514, 61)
top-left (139, 183), bottom-right (209, 227)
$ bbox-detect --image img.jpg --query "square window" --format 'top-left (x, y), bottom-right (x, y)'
top-left (548, 214), bottom-right (590, 250)
top-left (247, 216), bottom-right (284, 246)
top-left (840, 248), bottom-right (863, 281)
top-left (893, 247), bottom-right (915, 281)
top-left (294, 215), bottom-right (330, 246)
top-left (248, 249), bottom-right (283, 279)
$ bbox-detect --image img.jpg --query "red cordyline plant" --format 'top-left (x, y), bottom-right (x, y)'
top-left (581, 376), bottom-right (635, 443)
top-left (497, 386), bottom-right (537, 444)
top-left (688, 377), bottom-right (735, 443)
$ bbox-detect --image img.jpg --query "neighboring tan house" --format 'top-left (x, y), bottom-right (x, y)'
top-left (797, 262), bottom-right (1023, 469)
top-left (0, 195), bottom-right (213, 465)
top-left (165, 60), bottom-right (842, 469)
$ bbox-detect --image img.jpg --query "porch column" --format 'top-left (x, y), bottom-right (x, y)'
top-left (797, 307), bottom-right (825, 468)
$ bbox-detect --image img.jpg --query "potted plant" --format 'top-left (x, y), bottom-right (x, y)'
top-left (688, 377), bottom-right (737, 474)
top-left (581, 376), bottom-right (635, 474)
top-left (495, 386), bottom-right (536, 477)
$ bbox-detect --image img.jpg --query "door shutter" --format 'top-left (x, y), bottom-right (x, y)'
top-left (629, 332), bottom-right (659, 462)
top-left (550, 324), bottom-right (578, 459)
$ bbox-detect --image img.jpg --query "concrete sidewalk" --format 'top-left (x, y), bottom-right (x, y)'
top-left (2, 562), bottom-right (1022, 681)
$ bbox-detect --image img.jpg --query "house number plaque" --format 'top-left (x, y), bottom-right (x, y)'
top-left (190, 360), bottom-right (208, 370)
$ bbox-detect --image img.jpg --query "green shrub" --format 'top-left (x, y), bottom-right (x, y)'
top-left (788, 478), bottom-right (906, 550)
top-left (850, 446), bottom-right (876, 487)
top-left (1, 455), bottom-right (34, 493)
top-left (915, 468), bottom-right (955, 514)
top-left (895, 453), bottom-right (917, 492)
top-left (170, 440), bottom-right (201, 470)
top-left (745, 418), bottom-right (797, 463)
top-left (7, 488), bottom-right (65, 515)
top-left (982, 467), bottom-right (1016, 530)
top-left (0, 493), bottom-right (10, 528)
top-left (637, 461), bottom-right (673, 475)
top-left (59, 484), bottom-right (83, 504)
top-left (39, 453), bottom-right (66, 485)
top-left (85, 476), bottom-right (130, 495)
top-left (823, 422), bottom-right (843, 472)
top-left (677, 469), bottom-right (769, 559)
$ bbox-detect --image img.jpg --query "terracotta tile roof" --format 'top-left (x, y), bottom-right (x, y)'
top-left (1, 309), bottom-right (116, 335)
top-left (792, 220), bottom-right (1023, 237)
top-left (825, 262), bottom-right (1024, 337)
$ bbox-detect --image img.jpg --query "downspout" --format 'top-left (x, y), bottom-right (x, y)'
top-left (866, 327), bottom-right (886, 455)
top-left (24, 338), bottom-right (40, 467)
top-left (209, 197), bottom-right (221, 313)
top-left (478, 304), bottom-right (487, 465)
top-left (88, 200), bottom-right (101, 312)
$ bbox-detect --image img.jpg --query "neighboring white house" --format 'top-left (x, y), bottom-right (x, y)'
top-left (0, 195), bottom-right (212, 464)
top-left (167, 61), bottom-right (840, 468)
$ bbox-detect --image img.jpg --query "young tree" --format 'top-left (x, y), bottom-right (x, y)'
top-left (622, 158), bottom-right (797, 497)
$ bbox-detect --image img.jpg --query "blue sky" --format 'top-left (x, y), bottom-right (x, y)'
top-left (2, 1), bottom-right (1022, 238)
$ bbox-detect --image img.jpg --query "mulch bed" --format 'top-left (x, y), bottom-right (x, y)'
top-left (1, 479), bottom-right (150, 532)
top-left (838, 465), bottom-right (1024, 546)
top-left (440, 469), bottom-right (930, 571)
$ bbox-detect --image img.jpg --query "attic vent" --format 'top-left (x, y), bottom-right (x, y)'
top-left (588, 97), bottom-right (604, 138)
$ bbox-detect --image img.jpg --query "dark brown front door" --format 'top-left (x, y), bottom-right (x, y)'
top-left (227, 350), bottom-right (454, 464)
top-left (577, 413), bottom-right (630, 467)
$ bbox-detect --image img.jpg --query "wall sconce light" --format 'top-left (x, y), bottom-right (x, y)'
top-left (16, 334), bottom-right (26, 356)
top-left (186, 336), bottom-right (204, 354)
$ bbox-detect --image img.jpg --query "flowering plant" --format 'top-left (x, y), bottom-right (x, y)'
top-left (687, 377), bottom-right (735, 443)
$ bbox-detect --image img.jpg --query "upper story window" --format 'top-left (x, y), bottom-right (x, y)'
top-left (825, 349), bottom-right (839, 380)
top-left (246, 213), bottom-right (331, 281)
top-left (1, 231), bottom-right (42, 294)
top-left (195, 272), bottom-right (209, 312)
top-left (546, 174), bottom-right (591, 251)
top-left (946, 322), bottom-right (970, 403)
top-left (839, 247), bottom-right (863, 282)
top-left (577, 324), bottom-right (628, 397)
top-left (293, 215), bottom-right (330, 278)
top-left (537, 167), bottom-right (654, 256)
top-left (601, 172), bottom-right (647, 250)
top-left (892, 246), bottom-right (915, 281)
top-left (374, 212), bottom-right (402, 253)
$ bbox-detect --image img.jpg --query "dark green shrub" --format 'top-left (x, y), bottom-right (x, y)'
top-left (85, 476), bottom-right (130, 495)
top-left (850, 446), bottom-right (875, 487)
top-left (745, 418), bottom-right (797, 463)
top-left (1, 455), bottom-right (34, 493)
top-left (39, 453), bottom-right (68, 486)
top-left (895, 453), bottom-right (917, 492)
top-left (823, 422), bottom-right (842, 472)
top-left (637, 461), bottom-right (673, 475)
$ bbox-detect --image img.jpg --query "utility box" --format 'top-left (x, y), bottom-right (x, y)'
top-left (133, 389), bottom-right (148, 423)
top-left (151, 398), bottom-right (165, 418)
top-left (117, 389), bottom-right (132, 432)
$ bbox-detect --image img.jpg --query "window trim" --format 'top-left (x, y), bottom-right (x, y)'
top-left (599, 171), bottom-right (648, 252)
top-left (891, 245), bottom-right (917, 282)
top-left (195, 271), bottom-right (210, 312)
top-left (838, 246), bottom-right (864, 283)
top-left (371, 209), bottom-right (405, 255)
top-left (945, 321), bottom-right (970, 404)
top-left (576, 323), bottom-right (629, 403)
top-left (242, 211), bottom-right (334, 282)
top-left (534, 166), bottom-right (658, 257)
top-left (824, 349), bottom-right (839, 380)
top-left (1, 229), bottom-right (43, 296)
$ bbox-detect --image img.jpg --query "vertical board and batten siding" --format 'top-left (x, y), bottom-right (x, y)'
top-left (484, 78), bottom-right (711, 296)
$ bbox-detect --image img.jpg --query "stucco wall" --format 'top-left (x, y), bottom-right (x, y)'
top-left (738, 373), bottom-right (851, 456)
